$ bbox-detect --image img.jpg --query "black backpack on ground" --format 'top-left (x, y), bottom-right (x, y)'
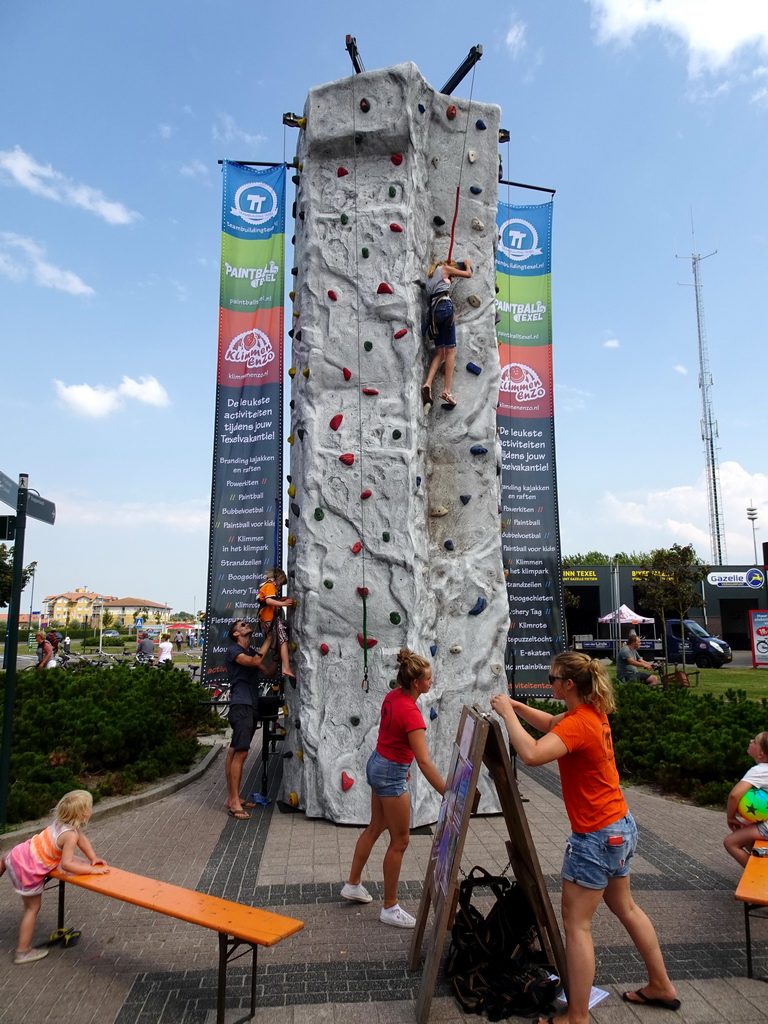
top-left (444, 866), bottom-right (561, 1021)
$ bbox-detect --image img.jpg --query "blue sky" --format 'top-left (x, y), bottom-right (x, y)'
top-left (2, 0), bottom-right (768, 615)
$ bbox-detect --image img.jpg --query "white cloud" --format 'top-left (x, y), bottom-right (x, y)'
top-left (0, 232), bottom-right (94, 295)
top-left (587, 0), bottom-right (768, 75)
top-left (0, 146), bottom-right (140, 224)
top-left (556, 383), bottom-right (592, 413)
top-left (603, 338), bottom-right (620, 348)
top-left (180, 158), bottom-right (209, 179)
top-left (505, 20), bottom-right (527, 56)
top-left (158, 123), bottom-right (173, 139)
top-left (212, 114), bottom-right (266, 150)
top-left (673, 363), bottom-right (688, 374)
top-left (54, 375), bottom-right (170, 418)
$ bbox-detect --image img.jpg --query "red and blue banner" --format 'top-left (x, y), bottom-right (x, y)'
top-left (203, 162), bottom-right (286, 678)
top-left (496, 201), bottom-right (563, 697)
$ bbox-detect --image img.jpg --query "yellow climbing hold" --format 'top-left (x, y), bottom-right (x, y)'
top-left (287, 534), bottom-right (296, 547)
top-left (288, 484), bottom-right (296, 497)
top-left (302, 368), bottom-right (310, 378)
top-left (296, 750), bottom-right (304, 762)
top-left (288, 367), bottom-right (297, 378)
top-left (288, 792), bottom-right (299, 806)
top-left (287, 434), bottom-right (295, 445)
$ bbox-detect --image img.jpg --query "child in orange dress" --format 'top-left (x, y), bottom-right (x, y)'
top-left (257, 568), bottom-right (295, 678)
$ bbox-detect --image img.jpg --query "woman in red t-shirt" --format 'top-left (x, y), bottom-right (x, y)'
top-left (341, 649), bottom-right (445, 929)
top-left (491, 652), bottom-right (679, 1023)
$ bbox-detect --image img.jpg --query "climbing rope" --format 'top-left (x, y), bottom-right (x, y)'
top-left (446, 63), bottom-right (478, 263)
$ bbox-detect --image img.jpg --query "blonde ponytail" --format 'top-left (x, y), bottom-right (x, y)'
top-left (396, 648), bottom-right (430, 691)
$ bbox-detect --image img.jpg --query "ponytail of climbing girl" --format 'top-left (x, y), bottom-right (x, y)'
top-left (396, 648), bottom-right (431, 692)
top-left (550, 651), bottom-right (616, 715)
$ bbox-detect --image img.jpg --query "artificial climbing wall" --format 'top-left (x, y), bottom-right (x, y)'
top-left (282, 62), bottom-right (507, 826)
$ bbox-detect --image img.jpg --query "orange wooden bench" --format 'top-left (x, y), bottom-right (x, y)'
top-left (734, 838), bottom-right (768, 980)
top-left (49, 865), bottom-right (303, 1023)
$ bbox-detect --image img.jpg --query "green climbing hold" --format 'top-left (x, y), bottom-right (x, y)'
top-left (390, 612), bottom-right (401, 625)
top-left (388, 185), bottom-right (397, 197)
top-left (355, 132), bottom-right (363, 144)
top-left (314, 508), bottom-right (324, 521)
top-left (389, 679), bottom-right (398, 690)
top-left (392, 429), bottom-right (402, 440)
top-left (323, 579), bottom-right (334, 590)
top-left (350, 716), bottom-right (361, 727)
top-left (382, 531), bottom-right (391, 542)
top-left (340, 213), bottom-right (349, 225)
top-left (362, 247), bottom-right (369, 258)
top-left (364, 340), bottom-right (372, 351)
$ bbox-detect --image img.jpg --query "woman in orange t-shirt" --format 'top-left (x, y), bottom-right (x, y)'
top-left (491, 652), bottom-right (679, 1024)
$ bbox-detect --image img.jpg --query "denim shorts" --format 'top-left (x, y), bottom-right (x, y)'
top-left (562, 813), bottom-right (638, 890)
top-left (366, 750), bottom-right (410, 798)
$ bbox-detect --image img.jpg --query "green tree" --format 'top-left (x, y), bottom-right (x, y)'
top-left (170, 611), bottom-right (194, 621)
top-left (0, 544), bottom-right (36, 608)
top-left (563, 551), bottom-right (652, 566)
top-left (634, 544), bottom-right (709, 670)
top-left (102, 608), bottom-right (115, 630)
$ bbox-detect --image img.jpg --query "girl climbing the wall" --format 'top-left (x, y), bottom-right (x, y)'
top-left (257, 568), bottom-right (296, 679)
top-left (421, 257), bottom-right (473, 408)
top-left (341, 649), bottom-right (445, 928)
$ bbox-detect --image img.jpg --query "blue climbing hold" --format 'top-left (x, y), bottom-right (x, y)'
top-left (249, 793), bottom-right (271, 806)
top-left (476, 119), bottom-right (487, 130)
top-left (469, 597), bottom-right (487, 616)
top-left (429, 708), bottom-right (438, 721)
top-left (430, 644), bottom-right (437, 656)
top-left (416, 476), bottom-right (421, 487)
top-left (418, 103), bottom-right (426, 113)
top-left (470, 445), bottom-right (488, 455)
top-left (466, 362), bottom-right (482, 375)
top-left (444, 539), bottom-right (455, 551)
top-left (470, 186), bottom-right (483, 195)
top-left (460, 495), bottom-right (472, 505)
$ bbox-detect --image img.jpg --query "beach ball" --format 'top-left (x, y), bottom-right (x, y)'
top-left (737, 786), bottom-right (768, 822)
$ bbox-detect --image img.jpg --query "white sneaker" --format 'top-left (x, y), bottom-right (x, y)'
top-left (341, 883), bottom-right (373, 903)
top-left (14, 947), bottom-right (49, 965)
top-left (379, 904), bottom-right (415, 928)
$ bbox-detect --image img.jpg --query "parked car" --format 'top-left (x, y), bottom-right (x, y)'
top-left (102, 629), bottom-right (121, 638)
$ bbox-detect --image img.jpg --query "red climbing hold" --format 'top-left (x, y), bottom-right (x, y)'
top-left (390, 223), bottom-right (403, 232)
top-left (351, 541), bottom-right (362, 554)
top-left (362, 387), bottom-right (379, 395)
top-left (320, 643), bottom-right (329, 656)
top-left (330, 414), bottom-right (343, 431)
top-left (391, 153), bottom-right (403, 165)
top-left (341, 772), bottom-right (354, 791)
top-left (377, 282), bottom-right (393, 295)
top-left (337, 167), bottom-right (349, 177)
top-left (328, 290), bottom-right (338, 301)
top-left (357, 634), bottom-right (378, 649)
top-left (447, 105), bottom-right (457, 120)
top-left (342, 367), bottom-right (352, 381)
top-left (393, 328), bottom-right (408, 339)
top-left (361, 489), bottom-right (372, 500)
top-left (357, 587), bottom-right (369, 598)
top-left (339, 453), bottom-right (355, 466)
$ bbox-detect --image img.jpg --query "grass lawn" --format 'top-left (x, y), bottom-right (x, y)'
top-left (693, 664), bottom-right (768, 702)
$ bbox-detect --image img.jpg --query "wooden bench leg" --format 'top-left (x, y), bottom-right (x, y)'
top-left (57, 878), bottom-right (66, 931)
top-left (745, 902), bottom-right (753, 979)
top-left (217, 933), bottom-right (259, 1023)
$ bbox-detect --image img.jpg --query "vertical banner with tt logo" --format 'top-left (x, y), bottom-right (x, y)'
top-left (203, 161), bottom-right (285, 678)
top-left (496, 201), bottom-right (563, 697)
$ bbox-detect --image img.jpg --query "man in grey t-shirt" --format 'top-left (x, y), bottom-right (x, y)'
top-left (617, 636), bottom-right (660, 686)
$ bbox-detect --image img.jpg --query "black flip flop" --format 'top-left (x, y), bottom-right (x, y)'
top-left (622, 989), bottom-right (681, 1011)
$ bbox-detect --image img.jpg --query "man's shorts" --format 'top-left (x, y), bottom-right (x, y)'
top-left (228, 704), bottom-right (257, 751)
top-left (562, 813), bottom-right (638, 890)
top-left (366, 749), bottom-right (410, 798)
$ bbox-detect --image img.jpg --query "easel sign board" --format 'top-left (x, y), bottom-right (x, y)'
top-left (409, 706), bottom-right (566, 1024)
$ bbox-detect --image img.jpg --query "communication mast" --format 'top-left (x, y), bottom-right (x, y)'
top-left (679, 234), bottom-right (726, 564)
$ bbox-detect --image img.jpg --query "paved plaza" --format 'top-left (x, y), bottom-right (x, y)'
top-left (0, 726), bottom-right (766, 1024)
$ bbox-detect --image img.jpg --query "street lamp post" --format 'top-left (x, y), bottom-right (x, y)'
top-left (747, 502), bottom-right (759, 565)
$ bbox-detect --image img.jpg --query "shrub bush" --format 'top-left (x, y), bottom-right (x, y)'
top-left (0, 664), bottom-right (218, 825)
top-left (81, 636), bottom-right (126, 648)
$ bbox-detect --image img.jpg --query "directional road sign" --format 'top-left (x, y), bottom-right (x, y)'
top-left (0, 470), bottom-right (55, 525)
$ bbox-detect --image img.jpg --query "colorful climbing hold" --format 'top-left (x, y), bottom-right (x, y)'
top-left (314, 508), bottom-right (324, 521)
top-left (288, 484), bottom-right (297, 498)
top-left (364, 341), bottom-right (373, 351)
top-left (351, 541), bottom-right (362, 554)
top-left (354, 133), bottom-right (363, 144)
top-left (389, 679), bottom-right (397, 690)
top-left (343, 367), bottom-right (352, 380)
top-left (361, 489), bottom-right (372, 500)
top-left (357, 587), bottom-right (369, 598)
top-left (288, 792), bottom-right (299, 806)
top-left (460, 494), bottom-right (471, 504)
top-left (288, 367), bottom-right (297, 378)
top-left (339, 453), bottom-right (355, 466)
top-left (446, 105), bottom-right (457, 120)
top-left (362, 247), bottom-right (369, 258)
top-left (287, 434), bottom-right (295, 445)
top-left (467, 295), bottom-right (481, 308)
top-left (296, 749), bottom-right (304, 761)
top-left (341, 772), bottom-right (354, 791)
top-left (467, 362), bottom-right (482, 375)
top-left (470, 445), bottom-right (488, 455)
top-left (389, 611), bottom-right (402, 626)
top-left (470, 185), bottom-right (483, 195)
top-left (328, 290), bottom-right (338, 301)
top-left (295, 331), bottom-right (302, 341)
top-left (390, 222), bottom-right (403, 232)
top-left (320, 643), bottom-right (329, 656)
top-left (340, 213), bottom-right (349, 225)
top-left (416, 476), bottom-right (421, 487)
top-left (382, 531), bottom-right (390, 542)
top-left (287, 535), bottom-right (296, 547)
top-left (469, 597), bottom-right (487, 616)
top-left (433, 215), bottom-right (446, 226)
top-left (360, 98), bottom-right (370, 112)
top-left (362, 387), bottom-right (379, 395)
top-left (323, 579), bottom-right (334, 589)
top-left (418, 103), bottom-right (426, 113)
top-left (471, 218), bottom-right (484, 231)
top-left (290, 502), bottom-right (300, 516)
top-left (430, 708), bottom-right (438, 721)
top-left (357, 634), bottom-right (378, 649)
top-left (377, 282), bottom-right (393, 295)
top-left (330, 414), bottom-right (343, 431)
top-left (350, 715), bottom-right (360, 727)
top-left (430, 644), bottom-right (437, 656)
top-left (337, 167), bottom-right (349, 177)
top-left (391, 153), bottom-right (403, 165)
top-left (476, 118), bottom-right (487, 130)
top-left (393, 328), bottom-right (408, 339)
top-left (291, 174), bottom-right (300, 185)
top-left (444, 539), bottom-right (455, 551)
top-left (289, 290), bottom-right (296, 301)
top-left (297, 428), bottom-right (305, 439)
top-left (388, 185), bottom-right (397, 197)
top-left (282, 751), bottom-right (293, 759)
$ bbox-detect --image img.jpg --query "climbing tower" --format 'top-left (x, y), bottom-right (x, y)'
top-left (282, 62), bottom-right (506, 826)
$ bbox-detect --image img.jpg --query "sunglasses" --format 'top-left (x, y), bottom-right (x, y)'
top-left (548, 674), bottom-right (564, 685)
